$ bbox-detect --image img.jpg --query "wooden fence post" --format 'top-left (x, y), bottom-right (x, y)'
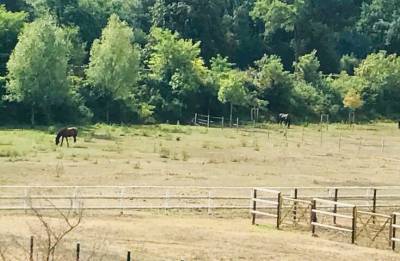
top-left (311, 199), bottom-right (317, 236)
top-left (29, 236), bottom-right (34, 261)
top-left (76, 242), bottom-right (80, 261)
top-left (221, 117), bottom-right (224, 129)
top-left (127, 251), bottom-right (131, 261)
top-left (392, 214), bottom-right (397, 251)
top-left (236, 118), bottom-right (239, 130)
top-left (252, 189), bottom-right (257, 225)
top-left (333, 188), bottom-right (338, 225)
top-left (207, 115), bottom-right (210, 128)
top-left (372, 189), bottom-right (377, 224)
top-left (277, 192), bottom-right (282, 229)
top-left (194, 113), bottom-right (197, 125)
top-left (352, 206), bottom-right (357, 244)
top-left (293, 188), bottom-right (298, 223)
top-left (390, 214), bottom-right (394, 248)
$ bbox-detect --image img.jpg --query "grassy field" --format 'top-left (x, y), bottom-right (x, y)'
top-left (1, 122), bottom-right (400, 260)
top-left (1, 122), bottom-right (400, 187)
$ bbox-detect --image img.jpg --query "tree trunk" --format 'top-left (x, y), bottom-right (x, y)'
top-left (106, 102), bottom-right (110, 124)
top-left (30, 106), bottom-right (35, 128)
top-left (229, 102), bottom-right (233, 127)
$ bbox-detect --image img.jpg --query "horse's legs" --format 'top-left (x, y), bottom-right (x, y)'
top-left (60, 136), bottom-right (63, 146)
top-left (66, 137), bottom-right (69, 147)
top-left (73, 135), bottom-right (76, 143)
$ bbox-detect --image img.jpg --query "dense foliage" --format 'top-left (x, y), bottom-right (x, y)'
top-left (1, 0), bottom-right (400, 125)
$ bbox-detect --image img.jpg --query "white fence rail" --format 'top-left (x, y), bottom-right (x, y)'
top-left (1, 186), bottom-right (400, 213)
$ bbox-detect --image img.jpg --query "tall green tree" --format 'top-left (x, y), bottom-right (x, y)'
top-left (146, 27), bottom-right (208, 120)
top-left (357, 0), bottom-right (400, 53)
top-left (0, 5), bottom-right (27, 74)
top-left (251, 54), bottom-right (292, 113)
top-left (217, 69), bottom-right (249, 125)
top-left (86, 14), bottom-right (141, 123)
top-left (151, 0), bottom-right (231, 62)
top-left (5, 16), bottom-right (72, 126)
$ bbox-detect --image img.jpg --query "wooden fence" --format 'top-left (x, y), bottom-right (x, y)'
top-left (311, 198), bottom-right (356, 244)
top-left (27, 236), bottom-right (133, 261)
top-left (250, 187), bottom-right (400, 252)
top-left (1, 186), bottom-right (400, 213)
top-left (250, 188), bottom-right (281, 228)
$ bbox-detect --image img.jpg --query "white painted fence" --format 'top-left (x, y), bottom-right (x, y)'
top-left (1, 186), bottom-right (400, 213)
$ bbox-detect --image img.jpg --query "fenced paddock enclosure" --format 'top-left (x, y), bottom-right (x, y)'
top-left (249, 186), bottom-right (400, 251)
top-left (4, 124), bottom-right (400, 258)
top-left (3, 186), bottom-right (400, 251)
top-left (193, 116), bottom-right (400, 156)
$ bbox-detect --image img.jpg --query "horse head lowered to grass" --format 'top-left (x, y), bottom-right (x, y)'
top-left (55, 127), bottom-right (78, 147)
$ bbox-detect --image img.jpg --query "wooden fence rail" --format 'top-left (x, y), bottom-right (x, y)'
top-left (251, 188), bottom-right (281, 228)
top-left (311, 198), bottom-right (357, 244)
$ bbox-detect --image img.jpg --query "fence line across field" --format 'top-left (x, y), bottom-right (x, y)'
top-left (1, 186), bottom-right (400, 213)
top-left (193, 113), bottom-right (400, 154)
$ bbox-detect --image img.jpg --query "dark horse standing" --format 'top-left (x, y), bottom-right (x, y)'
top-left (55, 127), bottom-right (78, 147)
top-left (278, 113), bottom-right (291, 128)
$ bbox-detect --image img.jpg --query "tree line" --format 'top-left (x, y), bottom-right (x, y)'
top-left (1, 0), bottom-right (400, 126)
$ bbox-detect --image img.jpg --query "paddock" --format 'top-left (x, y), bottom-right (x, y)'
top-left (2, 123), bottom-right (400, 259)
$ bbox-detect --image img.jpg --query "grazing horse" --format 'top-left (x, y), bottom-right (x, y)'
top-left (55, 127), bottom-right (78, 147)
top-left (278, 113), bottom-right (291, 128)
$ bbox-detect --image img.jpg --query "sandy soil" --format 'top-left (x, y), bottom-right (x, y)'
top-left (0, 214), bottom-right (399, 261)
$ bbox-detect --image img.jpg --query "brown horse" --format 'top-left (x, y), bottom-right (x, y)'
top-left (55, 127), bottom-right (78, 147)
